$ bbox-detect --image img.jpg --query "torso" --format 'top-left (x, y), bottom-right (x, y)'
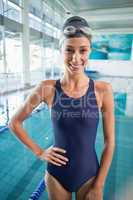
top-left (42, 78), bottom-right (105, 111)
top-left (46, 77), bottom-right (101, 192)
top-left (43, 76), bottom-right (113, 193)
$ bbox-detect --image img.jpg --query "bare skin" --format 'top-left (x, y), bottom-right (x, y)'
top-left (45, 171), bottom-right (97, 200)
top-left (45, 171), bottom-right (72, 200)
top-left (9, 36), bottom-right (115, 200)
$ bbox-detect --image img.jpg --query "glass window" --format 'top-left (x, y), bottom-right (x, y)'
top-left (29, 0), bottom-right (63, 84)
top-left (0, 0), bottom-right (3, 15)
top-left (3, 0), bottom-right (22, 23)
top-left (0, 26), bottom-right (4, 73)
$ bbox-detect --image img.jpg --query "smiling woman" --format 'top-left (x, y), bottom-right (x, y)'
top-left (44, 16), bottom-right (115, 200)
top-left (9, 15), bottom-right (115, 200)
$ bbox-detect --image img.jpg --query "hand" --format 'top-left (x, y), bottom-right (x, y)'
top-left (39, 146), bottom-right (69, 166)
top-left (85, 185), bottom-right (103, 200)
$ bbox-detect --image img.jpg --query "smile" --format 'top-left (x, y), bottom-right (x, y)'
top-left (69, 64), bottom-right (83, 71)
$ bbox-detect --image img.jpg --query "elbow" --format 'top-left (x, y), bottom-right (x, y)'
top-left (8, 118), bottom-right (20, 133)
top-left (112, 138), bottom-right (115, 150)
top-left (105, 140), bottom-right (115, 151)
top-left (8, 119), bottom-right (15, 132)
top-left (111, 142), bottom-right (115, 152)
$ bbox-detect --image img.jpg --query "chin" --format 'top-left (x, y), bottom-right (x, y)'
top-left (67, 68), bottom-right (84, 75)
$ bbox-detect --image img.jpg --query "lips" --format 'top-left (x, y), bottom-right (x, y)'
top-left (69, 64), bottom-right (82, 70)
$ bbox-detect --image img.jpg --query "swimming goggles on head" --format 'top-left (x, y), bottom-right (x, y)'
top-left (63, 25), bottom-right (92, 36)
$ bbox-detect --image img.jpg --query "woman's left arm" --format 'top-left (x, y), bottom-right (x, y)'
top-left (94, 82), bottom-right (115, 189)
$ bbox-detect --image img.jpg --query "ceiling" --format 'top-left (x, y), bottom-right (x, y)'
top-left (3, 0), bottom-right (133, 36)
top-left (57, 0), bottom-right (133, 34)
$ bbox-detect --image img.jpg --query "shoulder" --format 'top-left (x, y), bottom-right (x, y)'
top-left (94, 80), bottom-right (113, 93)
top-left (37, 79), bottom-right (57, 106)
top-left (39, 78), bottom-right (57, 94)
top-left (36, 79), bottom-right (56, 92)
top-left (29, 79), bottom-right (56, 104)
top-left (39, 79), bottom-right (56, 87)
top-left (93, 80), bottom-right (113, 111)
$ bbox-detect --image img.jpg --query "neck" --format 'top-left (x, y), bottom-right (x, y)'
top-left (61, 71), bottom-right (89, 87)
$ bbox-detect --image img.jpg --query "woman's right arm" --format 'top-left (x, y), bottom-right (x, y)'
top-left (9, 81), bottom-right (46, 156)
top-left (9, 80), bottom-right (69, 166)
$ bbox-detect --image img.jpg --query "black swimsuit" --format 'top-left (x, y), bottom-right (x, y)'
top-left (47, 78), bottom-right (100, 192)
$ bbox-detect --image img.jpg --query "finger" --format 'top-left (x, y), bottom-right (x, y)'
top-left (51, 155), bottom-right (67, 165)
top-left (52, 156), bottom-right (67, 165)
top-left (49, 160), bottom-right (62, 166)
top-left (52, 152), bottom-right (69, 162)
top-left (52, 147), bottom-right (66, 153)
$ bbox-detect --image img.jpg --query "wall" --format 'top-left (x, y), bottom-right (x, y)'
top-left (88, 60), bottom-right (133, 77)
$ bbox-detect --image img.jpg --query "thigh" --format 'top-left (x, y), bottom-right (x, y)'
top-left (44, 171), bottom-right (72, 200)
top-left (75, 176), bottom-right (96, 200)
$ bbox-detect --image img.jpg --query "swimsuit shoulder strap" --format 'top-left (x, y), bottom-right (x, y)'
top-left (51, 79), bottom-right (61, 107)
top-left (55, 79), bottom-right (62, 92)
top-left (89, 78), bottom-right (94, 92)
top-left (84, 78), bottom-right (94, 96)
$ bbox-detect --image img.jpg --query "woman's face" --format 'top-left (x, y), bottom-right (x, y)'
top-left (61, 36), bottom-right (91, 74)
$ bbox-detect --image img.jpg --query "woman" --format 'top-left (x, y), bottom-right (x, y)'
top-left (9, 16), bottom-right (115, 200)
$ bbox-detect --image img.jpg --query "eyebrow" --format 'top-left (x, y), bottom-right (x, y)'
top-left (66, 45), bottom-right (89, 48)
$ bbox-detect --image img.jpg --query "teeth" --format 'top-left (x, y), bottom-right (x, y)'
top-left (70, 67), bottom-right (79, 71)
top-left (68, 64), bottom-right (83, 71)
top-left (71, 65), bottom-right (81, 68)
top-left (71, 66), bottom-right (79, 68)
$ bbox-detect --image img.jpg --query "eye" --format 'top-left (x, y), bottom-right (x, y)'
top-left (80, 49), bottom-right (88, 53)
top-left (65, 48), bottom-right (74, 53)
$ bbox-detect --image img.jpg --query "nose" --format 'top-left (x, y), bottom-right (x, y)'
top-left (72, 51), bottom-right (81, 63)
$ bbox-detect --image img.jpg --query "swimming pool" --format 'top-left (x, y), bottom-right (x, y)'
top-left (0, 76), bottom-right (133, 200)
